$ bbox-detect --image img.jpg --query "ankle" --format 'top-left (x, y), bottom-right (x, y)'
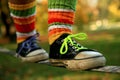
top-left (16, 34), bottom-right (40, 57)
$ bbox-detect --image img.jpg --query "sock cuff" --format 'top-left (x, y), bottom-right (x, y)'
top-left (48, 0), bottom-right (77, 11)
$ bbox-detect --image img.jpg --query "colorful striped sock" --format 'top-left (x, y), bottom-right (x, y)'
top-left (8, 0), bottom-right (36, 43)
top-left (48, 0), bottom-right (77, 44)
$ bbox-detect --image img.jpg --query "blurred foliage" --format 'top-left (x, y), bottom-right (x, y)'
top-left (36, 0), bottom-right (48, 35)
top-left (0, 0), bottom-right (12, 25)
top-left (108, 0), bottom-right (120, 21)
top-left (0, 0), bottom-right (14, 38)
top-left (74, 0), bottom-right (89, 31)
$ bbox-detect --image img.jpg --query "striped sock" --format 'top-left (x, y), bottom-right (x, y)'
top-left (8, 0), bottom-right (37, 43)
top-left (48, 0), bottom-right (77, 44)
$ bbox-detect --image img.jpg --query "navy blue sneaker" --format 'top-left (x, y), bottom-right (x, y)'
top-left (16, 34), bottom-right (48, 62)
top-left (49, 33), bottom-right (106, 70)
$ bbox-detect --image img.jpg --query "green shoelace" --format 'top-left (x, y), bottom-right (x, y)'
top-left (60, 33), bottom-right (87, 54)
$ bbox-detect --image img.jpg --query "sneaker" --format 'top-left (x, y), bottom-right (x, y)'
top-left (16, 33), bottom-right (48, 62)
top-left (49, 33), bottom-right (106, 70)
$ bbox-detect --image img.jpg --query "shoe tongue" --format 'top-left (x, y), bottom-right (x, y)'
top-left (52, 33), bottom-right (70, 45)
top-left (18, 35), bottom-right (35, 45)
top-left (59, 33), bottom-right (70, 39)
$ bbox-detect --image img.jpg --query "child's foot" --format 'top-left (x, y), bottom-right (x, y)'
top-left (49, 33), bottom-right (106, 70)
top-left (16, 34), bottom-right (48, 62)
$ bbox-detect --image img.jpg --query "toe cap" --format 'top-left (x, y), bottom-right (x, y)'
top-left (75, 51), bottom-right (104, 59)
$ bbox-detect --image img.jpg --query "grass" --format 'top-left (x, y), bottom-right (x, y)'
top-left (0, 52), bottom-right (120, 80)
top-left (0, 29), bottom-right (120, 80)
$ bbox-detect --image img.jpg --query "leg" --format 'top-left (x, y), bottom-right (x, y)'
top-left (8, 0), bottom-right (48, 62)
top-left (1, 11), bottom-right (11, 37)
top-left (48, 0), bottom-right (106, 70)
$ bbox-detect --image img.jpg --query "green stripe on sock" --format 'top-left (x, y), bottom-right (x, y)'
top-left (10, 6), bottom-right (36, 17)
top-left (49, 22), bottom-right (71, 26)
top-left (48, 0), bottom-right (77, 11)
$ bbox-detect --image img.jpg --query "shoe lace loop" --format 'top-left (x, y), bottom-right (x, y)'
top-left (60, 33), bottom-right (87, 55)
top-left (17, 33), bottom-right (39, 56)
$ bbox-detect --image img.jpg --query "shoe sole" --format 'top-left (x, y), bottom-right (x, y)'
top-left (15, 53), bottom-right (48, 63)
top-left (50, 56), bottom-right (106, 70)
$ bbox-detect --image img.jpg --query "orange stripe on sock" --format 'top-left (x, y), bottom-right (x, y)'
top-left (12, 15), bottom-right (35, 25)
top-left (49, 32), bottom-right (72, 45)
top-left (13, 18), bottom-right (35, 25)
top-left (48, 28), bottom-right (72, 37)
top-left (48, 11), bottom-right (74, 24)
top-left (17, 37), bottom-right (28, 43)
top-left (48, 28), bottom-right (72, 44)
top-left (17, 35), bottom-right (33, 43)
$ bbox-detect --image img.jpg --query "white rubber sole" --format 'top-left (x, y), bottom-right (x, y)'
top-left (15, 53), bottom-right (48, 63)
top-left (50, 56), bottom-right (106, 70)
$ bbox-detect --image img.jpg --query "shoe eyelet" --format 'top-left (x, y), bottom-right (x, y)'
top-left (61, 39), bottom-right (64, 42)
